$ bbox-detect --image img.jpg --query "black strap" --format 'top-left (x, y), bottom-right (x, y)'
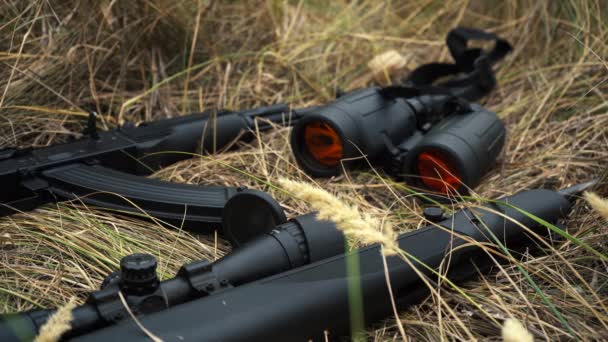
top-left (403, 27), bottom-right (512, 101)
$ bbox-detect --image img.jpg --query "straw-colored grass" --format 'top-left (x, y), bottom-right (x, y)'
top-left (0, 1), bottom-right (607, 340)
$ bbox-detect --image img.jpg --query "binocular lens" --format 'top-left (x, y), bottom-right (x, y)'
top-left (303, 121), bottom-right (343, 167)
top-left (416, 150), bottom-right (462, 194)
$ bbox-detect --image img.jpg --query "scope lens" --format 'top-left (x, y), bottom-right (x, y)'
top-left (416, 149), bottom-right (462, 194)
top-left (303, 121), bottom-right (343, 167)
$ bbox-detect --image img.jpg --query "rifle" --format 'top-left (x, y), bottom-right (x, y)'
top-left (0, 104), bottom-right (292, 237)
top-left (0, 180), bottom-right (594, 341)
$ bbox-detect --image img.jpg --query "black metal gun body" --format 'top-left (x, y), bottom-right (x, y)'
top-left (0, 104), bottom-right (292, 232)
top-left (0, 183), bottom-right (581, 341)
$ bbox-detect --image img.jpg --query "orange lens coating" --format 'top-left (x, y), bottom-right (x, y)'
top-left (416, 150), bottom-right (461, 194)
top-left (303, 121), bottom-right (343, 167)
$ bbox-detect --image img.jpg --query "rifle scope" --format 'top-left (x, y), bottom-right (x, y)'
top-left (48, 183), bottom-right (588, 341)
top-left (0, 213), bottom-right (344, 341)
top-left (290, 87), bottom-right (505, 194)
top-left (0, 179), bottom-right (595, 341)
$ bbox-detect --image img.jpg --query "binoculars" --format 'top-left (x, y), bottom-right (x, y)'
top-left (290, 87), bottom-right (505, 194)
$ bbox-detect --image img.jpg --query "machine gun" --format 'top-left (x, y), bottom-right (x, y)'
top-left (0, 180), bottom-right (594, 341)
top-left (0, 105), bottom-right (292, 236)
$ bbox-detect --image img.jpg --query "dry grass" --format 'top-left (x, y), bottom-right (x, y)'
top-left (0, 0), bottom-right (607, 341)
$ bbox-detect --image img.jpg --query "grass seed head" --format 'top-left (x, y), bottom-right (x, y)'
top-left (584, 192), bottom-right (608, 221)
top-left (278, 178), bottom-right (399, 255)
top-left (501, 318), bottom-right (534, 342)
top-left (34, 297), bottom-right (77, 342)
